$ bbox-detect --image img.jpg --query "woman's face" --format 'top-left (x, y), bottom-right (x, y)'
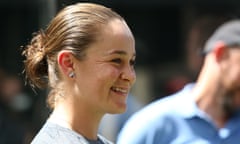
top-left (73, 19), bottom-right (136, 114)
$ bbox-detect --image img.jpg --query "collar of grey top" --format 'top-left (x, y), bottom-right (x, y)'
top-left (47, 118), bottom-right (112, 144)
top-left (84, 137), bottom-right (105, 144)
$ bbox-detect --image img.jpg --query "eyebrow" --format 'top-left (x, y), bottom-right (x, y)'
top-left (107, 50), bottom-right (136, 57)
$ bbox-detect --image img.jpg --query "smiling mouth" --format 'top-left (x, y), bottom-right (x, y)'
top-left (111, 87), bottom-right (128, 94)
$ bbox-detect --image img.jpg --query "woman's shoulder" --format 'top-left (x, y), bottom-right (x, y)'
top-left (31, 121), bottom-right (113, 144)
top-left (31, 121), bottom-right (86, 144)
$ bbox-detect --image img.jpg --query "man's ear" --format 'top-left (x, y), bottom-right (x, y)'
top-left (58, 51), bottom-right (74, 77)
top-left (213, 41), bottom-right (228, 62)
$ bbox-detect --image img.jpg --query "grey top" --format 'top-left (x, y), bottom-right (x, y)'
top-left (31, 120), bottom-right (113, 144)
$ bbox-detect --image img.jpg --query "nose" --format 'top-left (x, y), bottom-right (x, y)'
top-left (120, 65), bottom-right (136, 85)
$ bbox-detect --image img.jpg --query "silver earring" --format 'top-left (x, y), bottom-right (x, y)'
top-left (69, 72), bottom-right (75, 78)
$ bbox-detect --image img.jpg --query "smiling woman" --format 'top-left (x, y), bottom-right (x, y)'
top-left (22, 2), bottom-right (136, 144)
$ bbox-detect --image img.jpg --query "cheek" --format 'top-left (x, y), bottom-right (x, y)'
top-left (95, 68), bottom-right (120, 88)
top-left (79, 65), bottom-right (121, 93)
top-left (223, 61), bottom-right (240, 87)
top-left (232, 58), bottom-right (240, 79)
top-left (98, 66), bottom-right (120, 79)
top-left (230, 68), bottom-right (240, 85)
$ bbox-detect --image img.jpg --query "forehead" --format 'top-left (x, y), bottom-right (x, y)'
top-left (97, 19), bottom-right (134, 44)
top-left (86, 19), bottom-right (135, 56)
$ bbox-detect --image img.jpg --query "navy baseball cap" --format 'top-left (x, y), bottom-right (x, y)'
top-left (203, 19), bottom-right (240, 55)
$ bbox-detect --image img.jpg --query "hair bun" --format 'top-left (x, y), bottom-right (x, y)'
top-left (22, 30), bottom-right (48, 88)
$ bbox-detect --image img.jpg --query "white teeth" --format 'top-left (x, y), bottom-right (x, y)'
top-left (112, 87), bottom-right (127, 93)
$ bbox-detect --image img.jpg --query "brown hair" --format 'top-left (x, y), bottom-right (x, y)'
top-left (22, 3), bottom-right (124, 108)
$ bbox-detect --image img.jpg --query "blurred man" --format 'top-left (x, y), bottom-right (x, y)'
top-left (117, 19), bottom-right (240, 144)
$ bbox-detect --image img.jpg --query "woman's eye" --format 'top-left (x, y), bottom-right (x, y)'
top-left (130, 59), bottom-right (136, 66)
top-left (111, 58), bottom-right (122, 64)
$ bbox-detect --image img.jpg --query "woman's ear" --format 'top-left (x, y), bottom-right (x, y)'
top-left (58, 51), bottom-right (74, 77)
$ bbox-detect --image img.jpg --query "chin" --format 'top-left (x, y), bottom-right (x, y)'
top-left (108, 103), bottom-right (127, 114)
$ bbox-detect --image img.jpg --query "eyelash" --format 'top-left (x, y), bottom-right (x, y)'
top-left (111, 58), bottom-right (122, 64)
top-left (130, 59), bottom-right (136, 66)
top-left (111, 58), bottom-right (136, 67)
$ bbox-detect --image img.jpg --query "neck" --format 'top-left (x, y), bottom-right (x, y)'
top-left (193, 67), bottom-right (229, 128)
top-left (49, 99), bottom-right (103, 140)
top-left (195, 93), bottom-right (228, 128)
